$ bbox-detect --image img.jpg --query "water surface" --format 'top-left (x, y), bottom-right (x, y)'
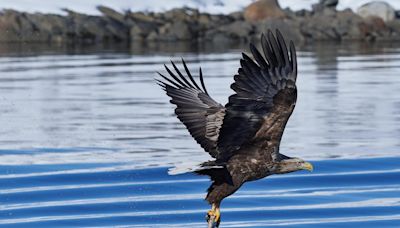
top-left (0, 42), bottom-right (400, 227)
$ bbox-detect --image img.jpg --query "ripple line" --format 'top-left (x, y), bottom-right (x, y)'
top-left (0, 166), bottom-right (399, 179)
top-left (1, 198), bottom-right (400, 224)
top-left (2, 186), bottom-right (400, 211)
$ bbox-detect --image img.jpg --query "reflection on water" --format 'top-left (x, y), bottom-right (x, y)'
top-left (1, 41), bottom-right (400, 227)
top-left (0, 41), bottom-right (400, 167)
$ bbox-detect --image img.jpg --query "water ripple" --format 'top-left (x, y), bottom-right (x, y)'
top-left (1, 43), bottom-right (400, 227)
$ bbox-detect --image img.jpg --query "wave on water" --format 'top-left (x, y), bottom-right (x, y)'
top-left (1, 157), bottom-right (400, 227)
top-left (1, 33), bottom-right (400, 227)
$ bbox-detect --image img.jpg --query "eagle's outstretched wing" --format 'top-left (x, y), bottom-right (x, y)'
top-left (157, 60), bottom-right (225, 158)
top-left (216, 30), bottom-right (298, 161)
top-left (158, 30), bottom-right (297, 162)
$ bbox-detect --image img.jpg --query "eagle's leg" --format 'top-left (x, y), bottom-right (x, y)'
top-left (206, 203), bottom-right (221, 228)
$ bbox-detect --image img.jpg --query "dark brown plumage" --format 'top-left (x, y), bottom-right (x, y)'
top-left (157, 30), bottom-right (313, 227)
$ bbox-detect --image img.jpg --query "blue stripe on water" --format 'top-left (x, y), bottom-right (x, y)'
top-left (1, 157), bottom-right (399, 227)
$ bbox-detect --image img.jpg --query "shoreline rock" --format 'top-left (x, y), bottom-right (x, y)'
top-left (1, 3), bottom-right (400, 44)
top-left (244, 0), bottom-right (286, 22)
top-left (357, 1), bottom-right (395, 22)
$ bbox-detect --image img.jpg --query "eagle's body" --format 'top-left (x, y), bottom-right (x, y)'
top-left (158, 30), bottom-right (313, 227)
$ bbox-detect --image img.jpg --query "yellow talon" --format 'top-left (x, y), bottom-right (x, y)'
top-left (207, 204), bottom-right (221, 228)
top-left (207, 209), bottom-right (220, 221)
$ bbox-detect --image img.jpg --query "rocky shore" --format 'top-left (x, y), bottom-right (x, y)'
top-left (1, 0), bottom-right (400, 44)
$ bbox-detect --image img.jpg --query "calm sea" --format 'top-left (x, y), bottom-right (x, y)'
top-left (0, 41), bottom-right (399, 227)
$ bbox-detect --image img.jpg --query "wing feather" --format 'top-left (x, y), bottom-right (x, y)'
top-left (158, 30), bottom-right (298, 162)
top-left (216, 29), bottom-right (298, 161)
top-left (158, 60), bottom-right (225, 158)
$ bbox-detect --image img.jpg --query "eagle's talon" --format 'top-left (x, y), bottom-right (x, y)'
top-left (205, 210), bottom-right (211, 221)
top-left (207, 206), bottom-right (221, 228)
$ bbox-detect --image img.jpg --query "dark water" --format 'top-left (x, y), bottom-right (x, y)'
top-left (0, 42), bottom-right (400, 227)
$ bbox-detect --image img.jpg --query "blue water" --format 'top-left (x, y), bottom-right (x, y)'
top-left (1, 157), bottom-right (400, 227)
top-left (1, 42), bottom-right (400, 227)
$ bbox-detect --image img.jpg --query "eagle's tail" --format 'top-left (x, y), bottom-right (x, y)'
top-left (195, 166), bottom-right (232, 184)
top-left (167, 160), bottom-right (225, 175)
top-left (195, 161), bottom-right (233, 203)
top-left (194, 161), bottom-right (228, 180)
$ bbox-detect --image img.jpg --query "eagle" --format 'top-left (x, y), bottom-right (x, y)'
top-left (157, 30), bottom-right (313, 227)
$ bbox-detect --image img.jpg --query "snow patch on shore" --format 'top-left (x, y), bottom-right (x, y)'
top-left (0, 0), bottom-right (399, 15)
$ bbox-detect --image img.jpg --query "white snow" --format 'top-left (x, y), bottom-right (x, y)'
top-left (0, 0), bottom-right (399, 15)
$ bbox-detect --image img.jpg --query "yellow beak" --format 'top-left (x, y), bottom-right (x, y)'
top-left (302, 162), bottom-right (313, 172)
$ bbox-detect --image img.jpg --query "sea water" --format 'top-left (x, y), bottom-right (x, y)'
top-left (0, 42), bottom-right (400, 227)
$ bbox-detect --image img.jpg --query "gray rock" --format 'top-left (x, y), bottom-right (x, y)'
top-left (62, 9), bottom-right (118, 43)
top-left (255, 19), bottom-right (303, 42)
top-left (295, 9), bottom-right (311, 17)
top-left (0, 10), bottom-right (51, 42)
top-left (386, 20), bottom-right (400, 39)
top-left (2, 4), bottom-right (400, 44)
top-left (198, 14), bottom-right (212, 26)
top-left (357, 1), bottom-right (395, 22)
top-left (157, 21), bottom-right (192, 41)
top-left (335, 9), bottom-right (364, 40)
top-left (164, 8), bottom-right (199, 22)
top-left (217, 20), bottom-right (254, 41)
top-left (127, 12), bottom-right (157, 23)
top-left (104, 21), bottom-right (129, 41)
top-left (170, 21), bottom-right (192, 40)
top-left (28, 14), bottom-right (67, 35)
top-left (313, 0), bottom-right (338, 13)
top-left (229, 11), bottom-right (244, 20)
top-left (209, 14), bottom-right (234, 26)
top-left (387, 20), bottom-right (400, 30)
top-left (300, 13), bottom-right (341, 41)
top-left (130, 20), bottom-right (159, 41)
top-left (146, 30), bottom-right (158, 41)
top-left (319, 7), bottom-right (337, 17)
top-left (312, 3), bottom-right (323, 13)
top-left (97, 6), bottom-right (125, 24)
top-left (320, 0), bottom-right (339, 8)
top-left (79, 17), bottom-right (109, 42)
top-left (130, 24), bottom-right (145, 41)
top-left (282, 8), bottom-right (297, 19)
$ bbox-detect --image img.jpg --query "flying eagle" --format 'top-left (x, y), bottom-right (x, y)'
top-left (157, 30), bottom-right (313, 227)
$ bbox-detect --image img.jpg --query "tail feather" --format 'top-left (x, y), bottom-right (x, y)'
top-left (195, 163), bottom-right (233, 195)
top-left (168, 161), bottom-right (224, 175)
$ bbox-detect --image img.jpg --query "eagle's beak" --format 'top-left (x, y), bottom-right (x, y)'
top-left (302, 162), bottom-right (313, 172)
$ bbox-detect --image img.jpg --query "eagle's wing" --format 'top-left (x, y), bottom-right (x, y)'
top-left (158, 59), bottom-right (225, 158)
top-left (216, 30), bottom-right (297, 161)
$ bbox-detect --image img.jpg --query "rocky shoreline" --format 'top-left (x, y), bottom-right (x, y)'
top-left (1, 2), bottom-right (400, 44)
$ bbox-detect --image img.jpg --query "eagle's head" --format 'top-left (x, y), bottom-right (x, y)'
top-left (274, 157), bottom-right (313, 174)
